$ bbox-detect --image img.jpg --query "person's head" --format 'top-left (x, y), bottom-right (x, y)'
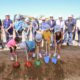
top-left (25, 18), bottom-right (30, 25)
top-left (5, 15), bottom-right (10, 20)
top-left (59, 16), bottom-right (62, 21)
top-left (50, 16), bottom-right (53, 20)
top-left (14, 37), bottom-right (21, 43)
top-left (68, 15), bottom-right (72, 21)
top-left (42, 17), bottom-right (46, 22)
top-left (16, 15), bottom-right (21, 21)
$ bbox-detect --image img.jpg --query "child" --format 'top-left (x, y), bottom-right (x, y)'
top-left (7, 37), bottom-right (21, 60)
top-left (42, 26), bottom-right (51, 56)
top-left (18, 40), bottom-right (36, 58)
top-left (53, 25), bottom-right (63, 59)
top-left (35, 32), bottom-right (42, 58)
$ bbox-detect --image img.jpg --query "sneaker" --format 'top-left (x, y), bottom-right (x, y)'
top-left (53, 53), bottom-right (57, 57)
top-left (62, 42), bottom-right (67, 46)
top-left (39, 53), bottom-right (42, 58)
top-left (78, 43), bottom-right (80, 46)
top-left (10, 56), bottom-right (14, 61)
top-left (57, 55), bottom-right (61, 59)
top-left (32, 53), bottom-right (36, 58)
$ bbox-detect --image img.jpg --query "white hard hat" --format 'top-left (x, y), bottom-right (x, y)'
top-left (16, 15), bottom-right (21, 20)
top-left (42, 17), bottom-right (46, 20)
top-left (25, 18), bottom-right (30, 22)
top-left (68, 15), bottom-right (72, 18)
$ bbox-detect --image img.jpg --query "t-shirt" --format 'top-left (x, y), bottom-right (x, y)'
top-left (3, 19), bottom-right (13, 34)
top-left (65, 19), bottom-right (75, 33)
top-left (14, 20), bottom-right (24, 31)
top-left (42, 30), bottom-right (51, 42)
top-left (7, 39), bottom-right (16, 47)
top-left (0, 19), bottom-right (2, 31)
top-left (56, 32), bottom-right (61, 41)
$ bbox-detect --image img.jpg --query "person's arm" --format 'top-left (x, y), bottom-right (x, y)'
top-left (57, 32), bottom-right (63, 43)
top-left (0, 19), bottom-right (2, 27)
top-left (5, 20), bottom-right (13, 32)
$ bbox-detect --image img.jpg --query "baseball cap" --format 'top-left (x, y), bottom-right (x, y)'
top-left (35, 33), bottom-right (42, 42)
top-left (54, 25), bottom-right (61, 33)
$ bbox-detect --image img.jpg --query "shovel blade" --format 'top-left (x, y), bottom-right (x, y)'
top-left (13, 61), bottom-right (20, 68)
top-left (44, 56), bottom-right (50, 64)
top-left (52, 57), bottom-right (57, 64)
top-left (25, 61), bottom-right (32, 68)
top-left (35, 60), bottom-right (41, 66)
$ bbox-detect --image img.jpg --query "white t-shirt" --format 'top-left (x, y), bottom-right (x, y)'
top-left (76, 19), bottom-right (80, 30)
top-left (56, 20), bottom-right (65, 32)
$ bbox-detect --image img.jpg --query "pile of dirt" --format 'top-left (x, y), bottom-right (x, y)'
top-left (0, 46), bottom-right (80, 80)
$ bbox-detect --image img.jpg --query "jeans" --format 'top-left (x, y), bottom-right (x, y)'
top-left (78, 31), bottom-right (80, 43)
top-left (64, 31), bottom-right (73, 45)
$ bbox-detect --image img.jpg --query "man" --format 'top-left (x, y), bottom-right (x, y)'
top-left (47, 16), bottom-right (56, 46)
top-left (14, 15), bottom-right (24, 37)
top-left (56, 16), bottom-right (65, 32)
top-left (56, 16), bottom-right (65, 45)
top-left (3, 15), bottom-right (13, 42)
top-left (76, 17), bottom-right (80, 46)
top-left (65, 15), bottom-right (75, 45)
top-left (71, 15), bottom-right (76, 40)
top-left (0, 19), bottom-right (4, 49)
top-left (47, 16), bottom-right (56, 32)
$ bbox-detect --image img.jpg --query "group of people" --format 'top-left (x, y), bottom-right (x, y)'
top-left (0, 14), bottom-right (80, 61)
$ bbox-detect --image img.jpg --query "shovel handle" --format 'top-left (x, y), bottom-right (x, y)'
top-left (46, 41), bottom-right (47, 55)
top-left (25, 48), bottom-right (28, 61)
top-left (15, 55), bottom-right (17, 62)
top-left (55, 46), bottom-right (57, 53)
top-left (37, 46), bottom-right (39, 59)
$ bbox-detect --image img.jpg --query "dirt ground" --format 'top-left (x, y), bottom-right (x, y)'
top-left (0, 46), bottom-right (80, 80)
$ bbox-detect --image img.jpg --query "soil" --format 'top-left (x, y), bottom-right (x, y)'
top-left (0, 46), bottom-right (80, 80)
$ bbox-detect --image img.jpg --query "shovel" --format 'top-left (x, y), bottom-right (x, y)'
top-left (51, 47), bottom-right (58, 64)
top-left (35, 46), bottom-right (41, 66)
top-left (24, 49), bottom-right (32, 68)
top-left (44, 41), bottom-right (50, 64)
top-left (13, 55), bottom-right (20, 68)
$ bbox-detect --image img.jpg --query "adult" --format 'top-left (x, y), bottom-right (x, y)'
top-left (14, 15), bottom-right (24, 37)
top-left (47, 16), bottom-right (56, 32)
top-left (76, 18), bottom-right (80, 46)
top-left (65, 15), bottom-right (75, 45)
top-left (3, 15), bottom-right (13, 42)
top-left (56, 16), bottom-right (65, 32)
top-left (56, 16), bottom-right (65, 44)
top-left (0, 19), bottom-right (4, 48)
top-left (47, 16), bottom-right (56, 46)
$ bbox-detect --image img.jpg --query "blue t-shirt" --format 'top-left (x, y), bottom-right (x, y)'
top-left (14, 20), bottom-right (24, 31)
top-left (65, 19), bottom-right (75, 33)
top-left (26, 41), bottom-right (36, 51)
top-left (3, 19), bottom-right (13, 34)
top-left (40, 22), bottom-right (50, 31)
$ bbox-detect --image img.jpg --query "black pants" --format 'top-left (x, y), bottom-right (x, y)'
top-left (9, 46), bottom-right (16, 53)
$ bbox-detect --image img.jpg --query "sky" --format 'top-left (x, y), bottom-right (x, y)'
top-left (0, 0), bottom-right (80, 19)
